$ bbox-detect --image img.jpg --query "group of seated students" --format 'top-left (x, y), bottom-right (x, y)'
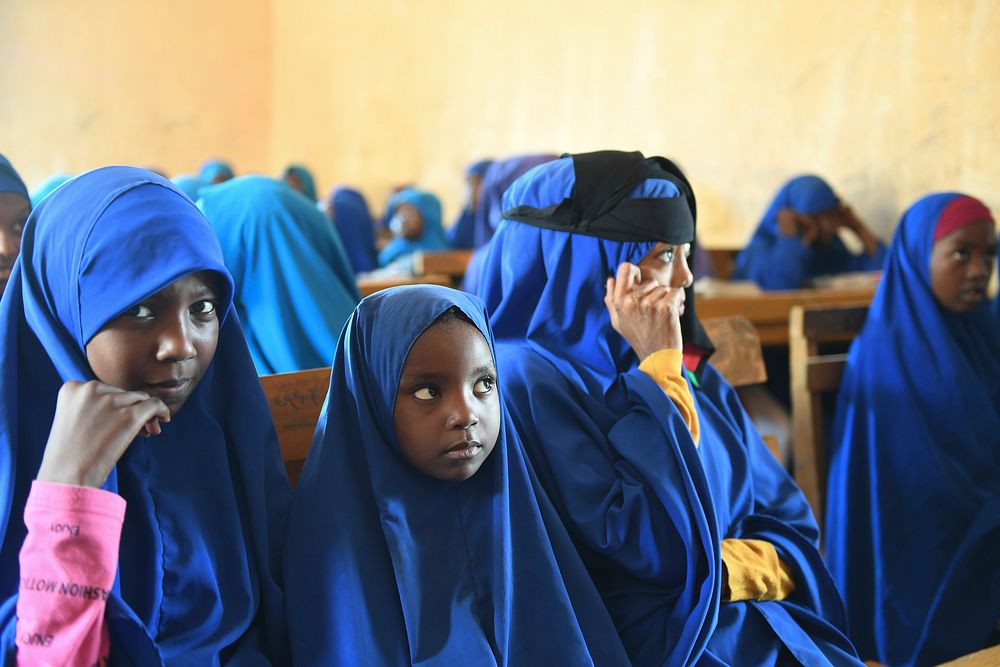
top-left (0, 149), bottom-right (996, 666)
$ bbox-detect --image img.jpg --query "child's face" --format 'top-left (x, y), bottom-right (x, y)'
top-left (394, 318), bottom-right (500, 481)
top-left (0, 192), bottom-right (30, 296)
top-left (390, 202), bottom-right (424, 241)
top-left (85, 271), bottom-right (222, 415)
top-left (284, 171), bottom-right (304, 196)
top-left (929, 221), bottom-right (997, 313)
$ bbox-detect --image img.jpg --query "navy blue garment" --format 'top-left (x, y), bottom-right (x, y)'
top-left (327, 186), bottom-right (378, 274)
top-left (282, 285), bottom-right (630, 665)
top-left (0, 156), bottom-right (29, 201)
top-left (378, 188), bottom-right (449, 267)
top-left (731, 175), bottom-right (886, 290)
top-left (282, 164), bottom-right (317, 202)
top-left (825, 193), bottom-right (1000, 667)
top-left (0, 167), bottom-right (291, 664)
top-left (445, 159), bottom-right (492, 250)
top-left (198, 176), bottom-right (360, 374)
top-left (476, 155), bottom-right (861, 666)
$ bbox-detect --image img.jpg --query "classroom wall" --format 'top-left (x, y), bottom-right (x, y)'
top-left (3, 1), bottom-right (998, 247)
top-left (0, 1), bottom-right (273, 189)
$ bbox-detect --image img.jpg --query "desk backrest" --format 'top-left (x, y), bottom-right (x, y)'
top-left (789, 302), bottom-right (869, 524)
top-left (357, 274), bottom-right (452, 297)
top-left (413, 249), bottom-right (474, 279)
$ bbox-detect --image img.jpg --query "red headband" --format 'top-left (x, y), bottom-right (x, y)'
top-left (933, 195), bottom-right (994, 242)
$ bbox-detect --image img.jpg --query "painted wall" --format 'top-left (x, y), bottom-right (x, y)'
top-left (3, 1), bottom-right (998, 246)
top-left (0, 1), bottom-right (272, 189)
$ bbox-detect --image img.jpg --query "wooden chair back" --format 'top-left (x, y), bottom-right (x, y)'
top-left (788, 302), bottom-right (869, 524)
top-left (259, 367), bottom-right (330, 488)
top-left (413, 249), bottom-right (474, 280)
top-left (357, 274), bottom-right (452, 297)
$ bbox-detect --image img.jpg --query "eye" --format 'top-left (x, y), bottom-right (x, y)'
top-left (191, 299), bottom-right (217, 317)
top-left (124, 303), bottom-right (154, 319)
top-left (413, 386), bottom-right (440, 401)
top-left (659, 247), bottom-right (675, 264)
top-left (474, 376), bottom-right (495, 395)
top-left (951, 249), bottom-right (970, 262)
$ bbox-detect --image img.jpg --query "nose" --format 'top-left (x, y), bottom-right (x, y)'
top-left (446, 391), bottom-right (480, 431)
top-left (155, 314), bottom-right (197, 362)
top-left (673, 249), bottom-right (694, 289)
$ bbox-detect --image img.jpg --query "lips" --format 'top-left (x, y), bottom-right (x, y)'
top-left (444, 441), bottom-right (483, 461)
top-left (145, 378), bottom-right (193, 401)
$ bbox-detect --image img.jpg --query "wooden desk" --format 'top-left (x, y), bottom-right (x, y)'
top-left (413, 249), bottom-right (473, 278)
top-left (936, 645), bottom-right (1000, 666)
top-left (356, 274), bottom-right (452, 297)
top-left (697, 286), bottom-right (877, 347)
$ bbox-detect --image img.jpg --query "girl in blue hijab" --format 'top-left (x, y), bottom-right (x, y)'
top-left (199, 159), bottom-right (235, 185)
top-left (444, 159), bottom-right (492, 250)
top-left (731, 175), bottom-right (886, 290)
top-left (378, 188), bottom-right (449, 267)
top-left (825, 193), bottom-right (999, 666)
top-left (0, 154), bottom-right (30, 298)
top-left (281, 164), bottom-right (317, 202)
top-left (198, 176), bottom-right (360, 374)
top-left (282, 285), bottom-right (630, 665)
top-left (325, 186), bottom-right (378, 274)
top-left (476, 152), bottom-right (861, 665)
top-left (0, 167), bottom-right (291, 664)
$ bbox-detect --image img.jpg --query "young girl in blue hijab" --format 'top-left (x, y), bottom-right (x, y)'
top-left (825, 193), bottom-right (999, 667)
top-left (325, 186), bottom-right (378, 274)
top-left (282, 285), bottom-right (630, 665)
top-left (281, 164), bottom-right (317, 202)
top-left (444, 159), bottom-right (492, 250)
top-left (378, 188), bottom-right (449, 267)
top-left (198, 175), bottom-right (360, 374)
top-left (476, 152), bottom-right (861, 665)
top-left (731, 175), bottom-right (886, 290)
top-left (0, 167), bottom-right (291, 664)
top-left (199, 159), bottom-right (234, 185)
top-left (0, 154), bottom-right (30, 298)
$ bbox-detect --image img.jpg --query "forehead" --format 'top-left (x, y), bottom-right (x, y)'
top-left (401, 319), bottom-right (493, 374)
top-left (396, 202), bottom-right (421, 218)
top-left (934, 220), bottom-right (997, 248)
top-left (0, 192), bottom-right (30, 219)
top-left (143, 270), bottom-right (222, 302)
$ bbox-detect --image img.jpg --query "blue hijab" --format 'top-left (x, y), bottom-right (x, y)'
top-left (328, 186), bottom-right (378, 274)
top-left (731, 175), bottom-right (885, 289)
top-left (0, 156), bottom-right (29, 201)
top-left (28, 173), bottom-right (71, 208)
top-left (170, 173), bottom-right (206, 202)
top-left (282, 164), bottom-right (317, 202)
top-left (378, 188), bottom-right (449, 267)
top-left (283, 285), bottom-right (630, 665)
top-left (476, 155), bottom-right (860, 665)
top-left (825, 193), bottom-right (1000, 666)
top-left (198, 176), bottom-right (359, 374)
top-left (445, 159), bottom-right (493, 250)
top-left (199, 159), bottom-right (234, 184)
top-left (0, 167), bottom-right (291, 664)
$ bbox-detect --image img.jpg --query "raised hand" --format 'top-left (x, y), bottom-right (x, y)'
top-left (604, 262), bottom-right (685, 361)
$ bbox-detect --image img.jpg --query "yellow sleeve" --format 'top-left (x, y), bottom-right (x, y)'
top-left (638, 348), bottom-right (700, 446)
top-left (720, 538), bottom-right (796, 602)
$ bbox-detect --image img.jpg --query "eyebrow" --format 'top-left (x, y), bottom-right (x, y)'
top-left (399, 363), bottom-right (496, 385)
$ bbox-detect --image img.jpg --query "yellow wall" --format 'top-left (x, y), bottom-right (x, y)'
top-left (0, 1), bottom-right (272, 188)
top-left (4, 1), bottom-right (999, 246)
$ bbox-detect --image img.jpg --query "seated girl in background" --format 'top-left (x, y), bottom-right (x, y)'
top-left (324, 186), bottom-right (378, 274)
top-left (825, 193), bottom-right (999, 667)
top-left (282, 285), bottom-right (630, 665)
top-left (197, 175), bottom-right (360, 374)
top-left (0, 167), bottom-right (290, 664)
top-left (199, 159), bottom-right (235, 185)
top-left (0, 154), bottom-right (30, 298)
top-left (378, 187), bottom-right (449, 268)
top-left (281, 164), bottom-right (317, 202)
top-left (476, 152), bottom-right (861, 665)
top-left (731, 175), bottom-right (886, 290)
top-left (444, 158), bottom-right (492, 250)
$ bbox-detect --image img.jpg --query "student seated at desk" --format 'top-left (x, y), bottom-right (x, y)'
top-left (825, 193), bottom-right (999, 667)
top-left (444, 158), bottom-right (492, 250)
top-left (476, 152), bottom-right (862, 665)
top-left (199, 158), bottom-right (235, 185)
top-left (282, 285), bottom-right (630, 665)
top-left (378, 187), bottom-right (449, 268)
top-left (198, 175), bottom-right (359, 373)
top-left (732, 175), bottom-right (886, 290)
top-left (325, 185), bottom-right (378, 274)
top-left (0, 167), bottom-right (290, 664)
top-left (0, 154), bottom-right (30, 299)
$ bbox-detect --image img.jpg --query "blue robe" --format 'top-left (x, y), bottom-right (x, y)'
top-left (0, 167), bottom-right (291, 664)
top-left (378, 188), bottom-right (450, 267)
top-left (731, 175), bottom-right (886, 290)
top-left (198, 176), bottom-right (360, 374)
top-left (445, 159), bottom-right (492, 250)
top-left (282, 285), bottom-right (630, 665)
top-left (476, 159), bottom-right (861, 665)
top-left (825, 193), bottom-right (1000, 666)
top-left (328, 186), bottom-right (378, 274)
top-left (169, 173), bottom-right (206, 202)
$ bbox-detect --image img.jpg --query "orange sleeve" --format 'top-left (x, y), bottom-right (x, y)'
top-left (719, 538), bottom-right (796, 602)
top-left (638, 348), bottom-right (700, 446)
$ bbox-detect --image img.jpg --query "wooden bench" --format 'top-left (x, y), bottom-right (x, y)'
top-left (356, 274), bottom-right (452, 297)
top-left (259, 367), bottom-right (330, 487)
top-left (412, 249), bottom-right (474, 280)
top-left (935, 645), bottom-right (1000, 666)
top-left (788, 302), bottom-right (869, 524)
